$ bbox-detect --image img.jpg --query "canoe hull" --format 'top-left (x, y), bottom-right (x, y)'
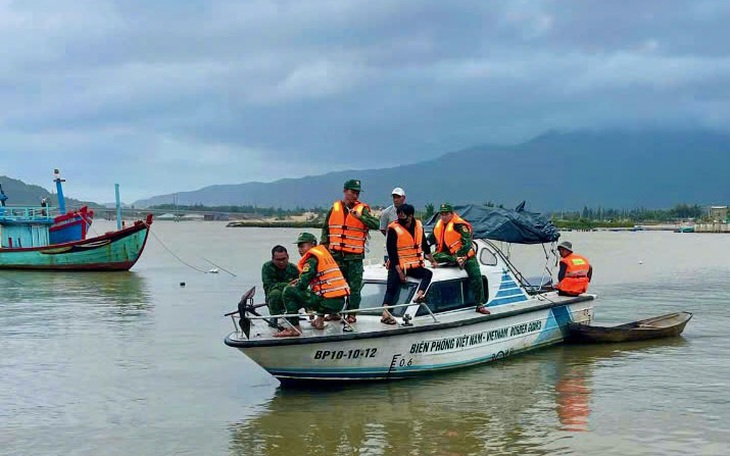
top-left (226, 296), bottom-right (595, 382)
top-left (567, 311), bottom-right (692, 343)
top-left (0, 214), bottom-right (152, 271)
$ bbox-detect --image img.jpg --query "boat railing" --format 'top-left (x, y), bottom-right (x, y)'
top-left (483, 238), bottom-right (557, 294)
top-left (230, 301), bottom-right (440, 337)
top-left (0, 205), bottom-right (57, 222)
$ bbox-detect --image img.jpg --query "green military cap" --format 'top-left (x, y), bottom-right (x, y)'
top-left (294, 232), bottom-right (317, 244)
top-left (343, 179), bottom-right (362, 192)
top-left (439, 203), bottom-right (454, 213)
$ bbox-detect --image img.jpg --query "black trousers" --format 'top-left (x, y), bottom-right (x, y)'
top-left (383, 266), bottom-right (433, 305)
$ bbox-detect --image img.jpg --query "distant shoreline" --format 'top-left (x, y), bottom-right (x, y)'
top-left (223, 221), bottom-right (730, 234)
top-left (226, 220), bottom-right (322, 228)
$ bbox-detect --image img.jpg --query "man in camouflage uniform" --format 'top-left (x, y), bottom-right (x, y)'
top-left (261, 245), bottom-right (299, 323)
top-left (431, 203), bottom-right (490, 314)
top-left (276, 232), bottom-right (349, 337)
top-left (321, 179), bottom-right (380, 324)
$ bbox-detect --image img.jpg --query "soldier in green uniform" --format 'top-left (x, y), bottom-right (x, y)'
top-left (261, 245), bottom-right (299, 323)
top-left (276, 233), bottom-right (350, 337)
top-left (321, 179), bottom-right (380, 324)
top-left (430, 203), bottom-right (490, 314)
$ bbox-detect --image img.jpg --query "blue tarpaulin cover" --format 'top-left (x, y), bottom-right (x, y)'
top-left (423, 202), bottom-right (560, 245)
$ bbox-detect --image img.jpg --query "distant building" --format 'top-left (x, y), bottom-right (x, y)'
top-left (180, 213), bottom-right (205, 221)
top-left (204, 213), bottom-right (229, 221)
top-left (709, 206), bottom-right (728, 222)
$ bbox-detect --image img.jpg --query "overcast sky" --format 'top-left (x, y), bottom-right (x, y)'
top-left (1, 0), bottom-right (729, 203)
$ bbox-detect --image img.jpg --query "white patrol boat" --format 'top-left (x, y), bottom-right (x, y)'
top-left (224, 204), bottom-right (595, 383)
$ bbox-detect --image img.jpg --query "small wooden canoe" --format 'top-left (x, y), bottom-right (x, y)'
top-left (568, 311), bottom-right (692, 343)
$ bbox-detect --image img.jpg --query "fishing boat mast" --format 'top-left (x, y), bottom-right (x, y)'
top-left (53, 169), bottom-right (67, 215)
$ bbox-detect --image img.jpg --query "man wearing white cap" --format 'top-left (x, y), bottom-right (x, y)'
top-left (380, 187), bottom-right (406, 235)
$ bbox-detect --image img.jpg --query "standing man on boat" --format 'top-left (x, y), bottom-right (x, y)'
top-left (261, 245), bottom-right (299, 324)
top-left (379, 187), bottom-right (406, 235)
top-left (321, 179), bottom-right (380, 324)
top-left (431, 203), bottom-right (490, 315)
top-left (276, 233), bottom-right (350, 337)
top-left (381, 204), bottom-right (437, 325)
top-left (555, 241), bottom-right (592, 296)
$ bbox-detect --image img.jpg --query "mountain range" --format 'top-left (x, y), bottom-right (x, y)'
top-left (0, 175), bottom-right (93, 208)
top-left (131, 130), bottom-right (730, 212)
top-left (3, 130), bottom-right (728, 212)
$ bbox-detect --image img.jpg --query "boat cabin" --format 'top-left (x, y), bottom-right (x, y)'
top-left (358, 239), bottom-right (551, 318)
top-left (0, 206), bottom-right (55, 248)
top-left (0, 169), bottom-right (94, 250)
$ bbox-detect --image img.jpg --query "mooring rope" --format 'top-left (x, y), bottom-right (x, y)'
top-left (0, 275), bottom-right (23, 286)
top-left (142, 220), bottom-right (210, 274)
top-left (202, 257), bottom-right (237, 277)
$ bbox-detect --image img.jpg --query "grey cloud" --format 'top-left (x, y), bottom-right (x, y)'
top-left (1, 0), bottom-right (729, 201)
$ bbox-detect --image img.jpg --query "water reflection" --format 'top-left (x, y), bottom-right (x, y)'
top-left (229, 338), bottom-right (690, 455)
top-left (550, 338), bottom-right (689, 433)
top-left (0, 272), bottom-right (152, 335)
top-left (1, 271), bottom-right (148, 304)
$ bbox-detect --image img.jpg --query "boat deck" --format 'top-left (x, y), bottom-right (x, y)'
top-left (226, 292), bottom-right (595, 347)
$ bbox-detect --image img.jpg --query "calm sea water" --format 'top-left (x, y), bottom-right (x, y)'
top-left (2, 221), bottom-right (729, 455)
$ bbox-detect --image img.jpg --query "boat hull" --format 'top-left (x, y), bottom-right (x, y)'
top-left (567, 311), bottom-right (692, 343)
top-left (225, 296), bottom-right (594, 382)
top-left (0, 214), bottom-right (152, 271)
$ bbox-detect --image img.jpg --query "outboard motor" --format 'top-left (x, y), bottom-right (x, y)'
top-left (237, 287), bottom-right (256, 339)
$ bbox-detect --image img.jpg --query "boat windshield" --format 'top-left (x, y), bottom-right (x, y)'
top-left (358, 281), bottom-right (417, 317)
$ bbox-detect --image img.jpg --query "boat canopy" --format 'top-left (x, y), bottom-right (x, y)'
top-left (423, 202), bottom-right (560, 244)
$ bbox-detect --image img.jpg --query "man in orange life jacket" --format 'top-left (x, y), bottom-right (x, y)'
top-left (431, 203), bottom-right (490, 315)
top-left (381, 204), bottom-right (437, 325)
top-left (321, 179), bottom-right (380, 324)
top-left (275, 232), bottom-right (350, 337)
top-left (556, 241), bottom-right (592, 296)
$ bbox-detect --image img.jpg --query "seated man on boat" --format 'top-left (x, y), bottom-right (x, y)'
top-left (275, 232), bottom-right (351, 337)
top-left (430, 203), bottom-right (490, 315)
top-left (556, 241), bottom-right (593, 296)
top-left (261, 245), bottom-right (300, 326)
top-left (381, 204), bottom-right (437, 325)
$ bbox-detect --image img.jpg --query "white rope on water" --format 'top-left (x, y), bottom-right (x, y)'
top-left (202, 258), bottom-right (237, 277)
top-left (142, 220), bottom-right (210, 274)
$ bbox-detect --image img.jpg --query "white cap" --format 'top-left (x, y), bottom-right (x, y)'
top-left (391, 187), bottom-right (406, 197)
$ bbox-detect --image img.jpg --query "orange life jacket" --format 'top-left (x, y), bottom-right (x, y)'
top-left (433, 215), bottom-right (475, 258)
top-left (327, 200), bottom-right (370, 254)
top-left (389, 220), bottom-right (425, 270)
top-left (557, 253), bottom-right (591, 295)
top-left (298, 245), bottom-right (350, 298)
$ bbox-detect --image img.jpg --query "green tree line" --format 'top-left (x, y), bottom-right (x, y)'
top-left (151, 202), bottom-right (717, 229)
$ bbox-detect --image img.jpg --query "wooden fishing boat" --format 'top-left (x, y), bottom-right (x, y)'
top-left (0, 214), bottom-right (153, 271)
top-left (1, 170), bottom-right (153, 271)
top-left (567, 311), bottom-right (692, 343)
